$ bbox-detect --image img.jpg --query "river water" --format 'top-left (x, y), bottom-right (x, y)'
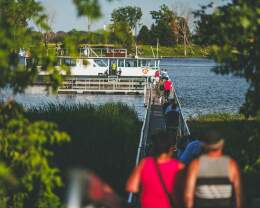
top-left (163, 58), bottom-right (248, 118)
top-left (5, 58), bottom-right (248, 119)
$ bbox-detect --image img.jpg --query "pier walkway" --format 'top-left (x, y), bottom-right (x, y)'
top-left (128, 85), bottom-right (190, 204)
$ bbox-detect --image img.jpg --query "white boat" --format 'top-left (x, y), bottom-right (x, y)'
top-left (38, 47), bottom-right (160, 78)
top-left (20, 47), bottom-right (161, 94)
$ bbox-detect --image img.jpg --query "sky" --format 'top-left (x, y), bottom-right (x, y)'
top-left (39, 0), bottom-right (227, 32)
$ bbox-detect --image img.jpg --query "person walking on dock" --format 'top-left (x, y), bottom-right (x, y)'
top-left (126, 130), bottom-right (184, 208)
top-left (164, 78), bottom-right (172, 102)
top-left (178, 135), bottom-right (204, 165)
top-left (184, 130), bottom-right (242, 208)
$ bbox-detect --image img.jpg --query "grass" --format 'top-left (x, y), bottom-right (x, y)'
top-left (188, 113), bottom-right (260, 207)
top-left (136, 44), bottom-right (211, 58)
top-left (26, 103), bottom-right (142, 198)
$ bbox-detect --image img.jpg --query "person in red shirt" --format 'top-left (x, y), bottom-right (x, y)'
top-left (126, 130), bottom-right (184, 208)
top-left (164, 78), bottom-right (172, 101)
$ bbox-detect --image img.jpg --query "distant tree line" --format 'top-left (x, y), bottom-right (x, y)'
top-left (34, 4), bottom-right (193, 51)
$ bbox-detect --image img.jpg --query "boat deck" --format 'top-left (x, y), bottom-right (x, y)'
top-left (57, 76), bottom-right (148, 95)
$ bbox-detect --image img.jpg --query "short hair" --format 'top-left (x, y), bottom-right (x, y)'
top-left (150, 130), bottom-right (175, 157)
top-left (201, 130), bottom-right (224, 150)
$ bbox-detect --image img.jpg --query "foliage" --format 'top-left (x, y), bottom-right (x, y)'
top-left (111, 6), bottom-right (142, 32)
top-left (150, 21), bottom-right (175, 46)
top-left (0, 0), bottom-right (66, 93)
top-left (150, 4), bottom-right (177, 25)
top-left (149, 4), bottom-right (177, 46)
top-left (73, 0), bottom-right (113, 19)
top-left (26, 103), bottom-right (141, 196)
top-left (109, 22), bottom-right (134, 50)
top-left (137, 25), bottom-right (151, 44)
top-left (194, 0), bottom-right (260, 117)
top-left (0, 101), bottom-right (69, 208)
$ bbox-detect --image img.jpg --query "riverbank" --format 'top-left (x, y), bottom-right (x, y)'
top-left (26, 103), bottom-right (142, 198)
top-left (136, 44), bottom-right (210, 58)
top-left (48, 43), bottom-right (210, 58)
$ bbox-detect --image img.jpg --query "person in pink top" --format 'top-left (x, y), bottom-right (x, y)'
top-left (126, 130), bottom-right (185, 208)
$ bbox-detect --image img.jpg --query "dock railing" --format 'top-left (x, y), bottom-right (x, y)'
top-left (173, 89), bottom-right (190, 137)
top-left (127, 86), bottom-right (152, 205)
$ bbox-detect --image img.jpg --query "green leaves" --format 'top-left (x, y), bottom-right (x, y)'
top-left (0, 101), bottom-right (70, 207)
top-left (111, 6), bottom-right (142, 31)
top-left (195, 0), bottom-right (260, 117)
top-left (73, 0), bottom-right (114, 19)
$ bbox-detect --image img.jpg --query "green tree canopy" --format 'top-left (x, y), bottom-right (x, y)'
top-left (194, 0), bottom-right (260, 117)
top-left (111, 6), bottom-right (142, 32)
top-left (137, 25), bottom-right (151, 44)
top-left (150, 4), bottom-right (177, 46)
top-left (109, 22), bottom-right (134, 50)
top-left (150, 4), bottom-right (177, 24)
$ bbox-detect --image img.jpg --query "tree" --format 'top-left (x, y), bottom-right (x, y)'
top-left (109, 22), bottom-right (134, 50)
top-left (176, 16), bottom-right (191, 56)
top-left (194, 1), bottom-right (260, 117)
top-left (150, 5), bottom-right (177, 46)
top-left (150, 4), bottom-right (176, 25)
top-left (0, 0), bottom-right (113, 207)
top-left (111, 6), bottom-right (142, 36)
top-left (150, 22), bottom-right (175, 46)
top-left (137, 25), bottom-right (151, 44)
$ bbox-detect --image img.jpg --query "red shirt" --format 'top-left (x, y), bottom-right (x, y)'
top-left (140, 157), bottom-right (181, 208)
top-left (164, 80), bottom-right (172, 90)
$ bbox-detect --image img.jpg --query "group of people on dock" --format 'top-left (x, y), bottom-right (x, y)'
top-left (125, 69), bottom-right (242, 208)
top-left (78, 69), bottom-right (242, 208)
top-left (154, 69), bottom-right (174, 104)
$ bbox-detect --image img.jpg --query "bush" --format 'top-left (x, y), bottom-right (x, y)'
top-left (26, 103), bottom-right (142, 197)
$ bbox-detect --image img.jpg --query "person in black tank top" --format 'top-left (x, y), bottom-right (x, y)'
top-left (184, 130), bottom-right (242, 208)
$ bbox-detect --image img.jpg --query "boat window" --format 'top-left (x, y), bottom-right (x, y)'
top-left (93, 59), bottom-right (108, 67)
top-left (150, 60), bottom-right (156, 67)
top-left (141, 60), bottom-right (147, 67)
top-left (63, 58), bottom-right (76, 66)
top-left (137, 60), bottom-right (142, 67)
top-left (118, 59), bottom-right (125, 67)
top-left (125, 59), bottom-right (137, 67)
top-left (142, 59), bottom-right (156, 67)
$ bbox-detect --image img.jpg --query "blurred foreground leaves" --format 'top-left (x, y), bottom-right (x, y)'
top-left (0, 101), bottom-right (70, 207)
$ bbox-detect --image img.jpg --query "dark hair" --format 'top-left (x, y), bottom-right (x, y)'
top-left (201, 130), bottom-right (223, 145)
top-left (150, 130), bottom-right (175, 157)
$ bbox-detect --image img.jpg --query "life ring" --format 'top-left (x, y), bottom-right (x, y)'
top-left (142, 67), bottom-right (149, 74)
